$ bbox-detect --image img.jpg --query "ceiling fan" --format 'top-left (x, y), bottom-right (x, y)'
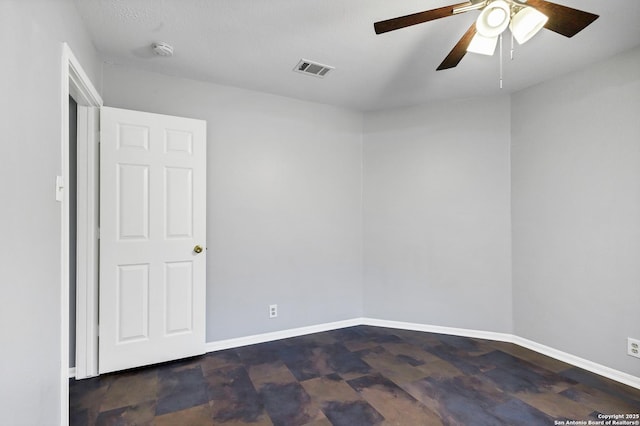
top-left (374, 0), bottom-right (599, 71)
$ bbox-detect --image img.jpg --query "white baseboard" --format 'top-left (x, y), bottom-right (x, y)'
top-left (361, 318), bottom-right (514, 343)
top-left (203, 317), bottom-right (640, 391)
top-left (68, 367), bottom-right (76, 379)
top-left (512, 335), bottom-right (640, 390)
top-left (204, 318), bottom-right (362, 353)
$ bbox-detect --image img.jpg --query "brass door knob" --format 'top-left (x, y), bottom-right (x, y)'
top-left (193, 245), bottom-right (203, 254)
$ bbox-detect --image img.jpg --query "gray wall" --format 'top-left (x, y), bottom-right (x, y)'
top-left (511, 46), bottom-right (640, 377)
top-left (0, 1), bottom-right (101, 424)
top-left (362, 96), bottom-right (513, 333)
top-left (102, 64), bottom-right (364, 342)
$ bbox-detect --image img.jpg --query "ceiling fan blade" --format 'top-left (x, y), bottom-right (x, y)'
top-left (374, 2), bottom-right (472, 35)
top-left (436, 23), bottom-right (477, 70)
top-left (525, 0), bottom-right (599, 38)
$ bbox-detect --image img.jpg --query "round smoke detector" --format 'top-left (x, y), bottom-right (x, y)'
top-left (152, 42), bottom-right (174, 57)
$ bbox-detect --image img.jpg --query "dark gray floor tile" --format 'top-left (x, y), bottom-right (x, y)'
top-left (322, 400), bottom-right (384, 426)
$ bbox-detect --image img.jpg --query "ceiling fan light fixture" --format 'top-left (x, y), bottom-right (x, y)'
top-left (475, 0), bottom-right (510, 37)
top-left (510, 7), bottom-right (549, 44)
top-left (373, 0), bottom-right (599, 71)
top-left (467, 33), bottom-right (499, 56)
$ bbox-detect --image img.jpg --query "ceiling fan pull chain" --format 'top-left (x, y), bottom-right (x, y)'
top-left (510, 32), bottom-right (515, 60)
top-left (499, 33), bottom-right (504, 89)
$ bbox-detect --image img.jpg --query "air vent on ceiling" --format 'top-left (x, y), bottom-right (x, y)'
top-left (294, 59), bottom-right (334, 78)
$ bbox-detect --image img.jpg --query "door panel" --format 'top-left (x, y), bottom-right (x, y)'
top-left (100, 106), bottom-right (206, 374)
top-left (117, 164), bottom-right (150, 240)
top-left (117, 264), bottom-right (150, 343)
top-left (165, 261), bottom-right (193, 334)
top-left (165, 167), bottom-right (193, 239)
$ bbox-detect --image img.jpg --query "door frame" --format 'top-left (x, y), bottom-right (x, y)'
top-left (60, 43), bottom-right (102, 426)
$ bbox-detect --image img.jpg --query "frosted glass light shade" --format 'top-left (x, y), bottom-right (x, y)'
top-left (476, 0), bottom-right (510, 37)
top-left (467, 33), bottom-right (499, 55)
top-left (510, 7), bottom-right (549, 44)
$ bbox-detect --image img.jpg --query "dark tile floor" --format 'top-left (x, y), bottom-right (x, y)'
top-left (70, 325), bottom-right (640, 425)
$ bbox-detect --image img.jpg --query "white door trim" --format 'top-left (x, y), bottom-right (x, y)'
top-left (60, 42), bottom-right (102, 426)
top-left (75, 104), bottom-right (100, 379)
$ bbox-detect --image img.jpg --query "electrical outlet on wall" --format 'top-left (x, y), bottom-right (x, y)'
top-left (628, 338), bottom-right (640, 359)
top-left (269, 304), bottom-right (278, 319)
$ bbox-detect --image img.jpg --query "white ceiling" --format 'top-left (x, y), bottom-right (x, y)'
top-left (74, 0), bottom-right (640, 111)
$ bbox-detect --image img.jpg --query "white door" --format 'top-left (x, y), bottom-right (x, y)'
top-left (99, 107), bottom-right (207, 374)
